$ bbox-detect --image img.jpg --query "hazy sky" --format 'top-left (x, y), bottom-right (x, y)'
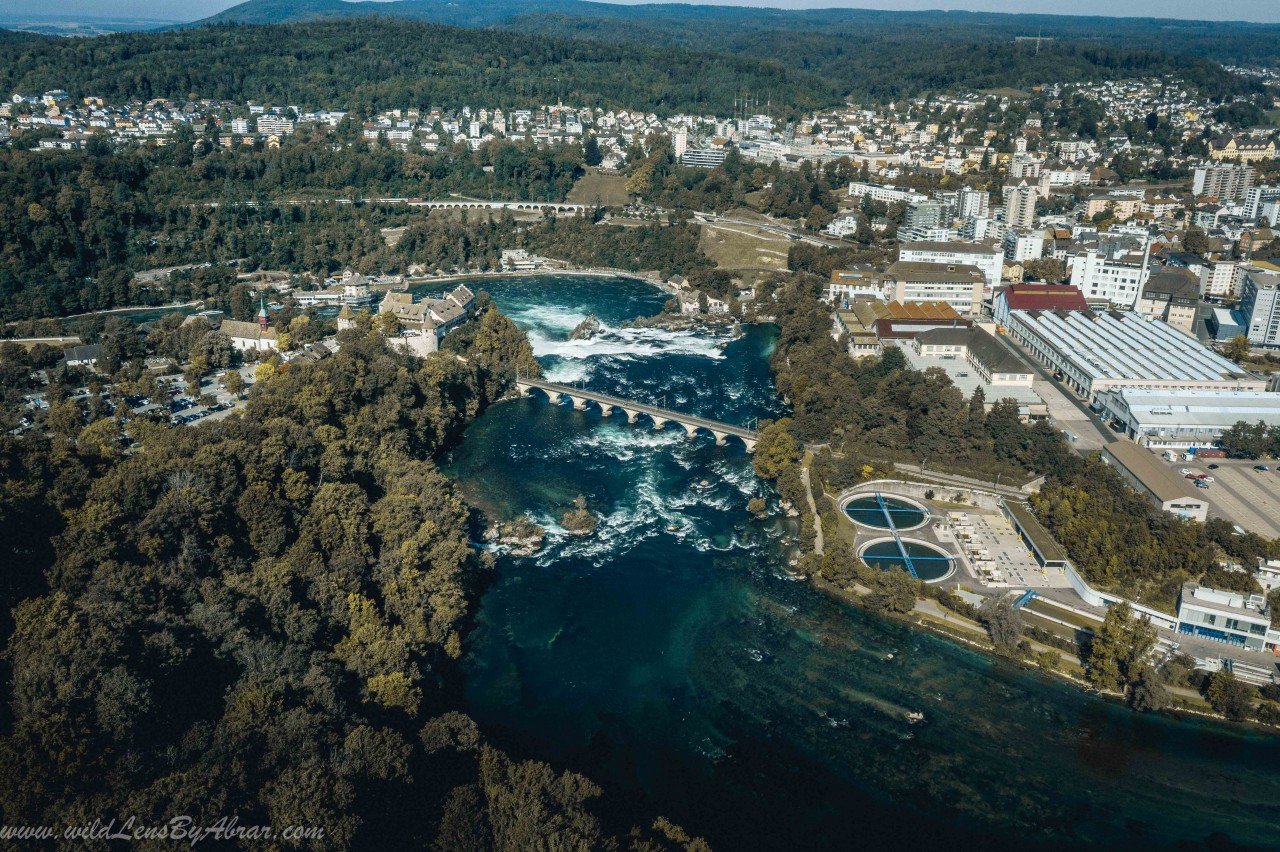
top-left (7, 0), bottom-right (1280, 24)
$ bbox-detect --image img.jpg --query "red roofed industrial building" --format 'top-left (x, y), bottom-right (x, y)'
top-left (994, 283), bottom-right (1088, 326)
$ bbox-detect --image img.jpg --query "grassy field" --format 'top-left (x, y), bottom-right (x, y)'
top-left (698, 221), bottom-right (791, 271)
top-left (566, 170), bottom-right (630, 206)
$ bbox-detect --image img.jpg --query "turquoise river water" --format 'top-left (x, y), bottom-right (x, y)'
top-left (440, 275), bottom-right (1280, 852)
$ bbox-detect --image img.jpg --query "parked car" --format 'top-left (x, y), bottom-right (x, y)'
top-left (1202, 476), bottom-right (1214, 483)
top-left (1195, 481), bottom-right (1210, 489)
top-left (1207, 464), bottom-right (1219, 470)
top-left (1185, 474), bottom-right (1199, 480)
top-left (1179, 468), bottom-right (1193, 475)
top-left (1255, 465), bottom-right (1270, 472)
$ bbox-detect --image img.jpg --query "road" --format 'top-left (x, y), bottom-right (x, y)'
top-left (990, 331), bottom-right (1115, 452)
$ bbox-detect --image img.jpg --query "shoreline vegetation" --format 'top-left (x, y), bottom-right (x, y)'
top-left (0, 301), bottom-right (710, 849)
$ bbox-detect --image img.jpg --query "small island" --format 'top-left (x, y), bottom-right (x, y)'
top-left (569, 314), bottom-right (604, 340)
top-left (486, 515), bottom-right (547, 556)
top-left (562, 494), bottom-right (599, 536)
top-left (747, 496), bottom-right (768, 518)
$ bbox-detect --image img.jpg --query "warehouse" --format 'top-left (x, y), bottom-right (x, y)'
top-left (1095, 389), bottom-right (1280, 451)
top-left (1004, 309), bottom-right (1264, 403)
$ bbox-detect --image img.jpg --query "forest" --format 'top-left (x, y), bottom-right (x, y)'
top-left (0, 20), bottom-right (836, 118)
top-left (0, 308), bottom-right (708, 849)
top-left (186, 3), bottom-right (1275, 104)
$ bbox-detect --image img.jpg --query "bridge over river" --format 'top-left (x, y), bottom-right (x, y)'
top-left (514, 378), bottom-right (758, 452)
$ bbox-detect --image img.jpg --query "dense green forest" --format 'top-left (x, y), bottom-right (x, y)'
top-left (0, 313), bottom-right (709, 849)
top-left (0, 20), bottom-right (835, 117)
top-left (192, 1), bottom-right (1278, 101)
top-left (0, 132), bottom-right (776, 322)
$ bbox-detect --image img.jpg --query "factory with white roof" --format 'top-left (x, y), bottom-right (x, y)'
top-left (1095, 389), bottom-right (1280, 451)
top-left (1003, 309), bottom-right (1266, 403)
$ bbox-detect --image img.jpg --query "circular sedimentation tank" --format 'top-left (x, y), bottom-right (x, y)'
top-left (859, 538), bottom-right (954, 582)
top-left (842, 494), bottom-right (928, 531)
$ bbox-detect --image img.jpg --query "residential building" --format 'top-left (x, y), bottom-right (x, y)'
top-left (1239, 267), bottom-right (1280, 347)
top-left (956, 186), bottom-right (989, 219)
top-left (1095, 388), bottom-right (1280, 451)
top-left (681, 147), bottom-right (728, 168)
top-left (1244, 186), bottom-right (1280, 220)
top-left (1068, 248), bottom-right (1150, 308)
top-left (1004, 309), bottom-right (1264, 402)
top-left (1176, 584), bottom-right (1280, 652)
top-left (847, 182), bottom-right (928, 206)
top-left (1003, 183), bottom-right (1038, 231)
top-left (1200, 260), bottom-right (1239, 300)
top-left (993, 283), bottom-right (1087, 326)
top-left (1192, 162), bottom-right (1254, 201)
top-left (1003, 230), bottom-right (1044, 264)
top-left (1134, 268), bottom-right (1200, 336)
top-left (883, 261), bottom-right (985, 316)
top-left (1099, 441), bottom-right (1208, 522)
top-left (897, 240), bottom-right (1003, 289)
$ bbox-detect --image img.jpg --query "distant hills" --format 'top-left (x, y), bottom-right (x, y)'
top-left (0, 1), bottom-right (1275, 111)
top-left (186, 0), bottom-right (1280, 76)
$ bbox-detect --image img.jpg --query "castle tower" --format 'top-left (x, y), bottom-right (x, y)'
top-left (337, 304), bottom-right (355, 331)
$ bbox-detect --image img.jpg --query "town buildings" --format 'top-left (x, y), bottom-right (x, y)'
top-left (1192, 162), bottom-right (1254, 201)
top-left (377, 284), bottom-right (475, 356)
top-left (897, 240), bottom-right (1003, 289)
top-left (883, 261), bottom-right (985, 316)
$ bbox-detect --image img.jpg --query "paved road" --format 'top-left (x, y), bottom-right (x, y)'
top-left (991, 332), bottom-right (1115, 452)
top-left (893, 463), bottom-right (1028, 497)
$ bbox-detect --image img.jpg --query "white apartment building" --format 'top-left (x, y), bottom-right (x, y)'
top-left (1244, 186), bottom-right (1280, 219)
top-left (957, 187), bottom-right (990, 219)
top-left (256, 114), bottom-right (296, 135)
top-left (1068, 249), bottom-right (1151, 308)
top-left (897, 240), bottom-right (1003, 289)
top-left (1003, 230), bottom-right (1045, 263)
top-left (1193, 162), bottom-right (1254, 201)
top-left (1199, 260), bottom-right (1239, 299)
top-left (1003, 184), bottom-right (1038, 231)
top-left (1239, 266), bottom-right (1280, 347)
top-left (847, 182), bottom-right (928, 206)
top-left (883, 261), bottom-right (985, 316)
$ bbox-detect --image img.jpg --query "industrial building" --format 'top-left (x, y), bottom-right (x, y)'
top-left (1099, 441), bottom-right (1209, 522)
top-left (1004, 309), bottom-right (1265, 402)
top-left (993, 283), bottom-right (1087, 326)
top-left (901, 326), bottom-right (1047, 420)
top-left (1176, 584), bottom-right (1280, 652)
top-left (1094, 388), bottom-right (1280, 451)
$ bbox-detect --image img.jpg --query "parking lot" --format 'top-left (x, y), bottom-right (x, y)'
top-left (1171, 457), bottom-right (1280, 539)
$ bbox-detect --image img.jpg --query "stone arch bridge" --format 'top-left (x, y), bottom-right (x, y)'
top-left (514, 378), bottom-right (758, 452)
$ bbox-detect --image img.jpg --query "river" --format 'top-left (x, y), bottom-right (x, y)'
top-left (439, 274), bottom-right (1280, 852)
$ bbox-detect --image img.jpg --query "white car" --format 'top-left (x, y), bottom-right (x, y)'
top-left (1202, 476), bottom-right (1215, 483)
top-left (1179, 468), bottom-right (1193, 475)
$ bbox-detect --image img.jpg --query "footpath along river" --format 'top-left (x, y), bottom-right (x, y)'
top-left (439, 274), bottom-right (1280, 851)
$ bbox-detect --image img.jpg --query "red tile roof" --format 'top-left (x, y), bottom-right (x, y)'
top-left (1001, 283), bottom-right (1088, 312)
